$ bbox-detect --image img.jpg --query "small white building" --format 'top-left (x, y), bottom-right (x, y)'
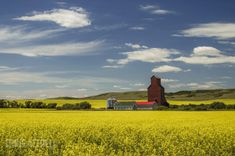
top-left (106, 97), bottom-right (117, 109)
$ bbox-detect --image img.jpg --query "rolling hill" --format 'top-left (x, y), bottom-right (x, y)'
top-left (54, 89), bottom-right (235, 101)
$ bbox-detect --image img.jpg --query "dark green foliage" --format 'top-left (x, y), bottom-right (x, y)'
top-left (30, 101), bottom-right (46, 108)
top-left (210, 102), bottom-right (226, 109)
top-left (59, 102), bottom-right (92, 110)
top-left (0, 100), bottom-right (8, 108)
top-left (47, 103), bottom-right (57, 109)
top-left (79, 101), bottom-right (91, 109)
top-left (167, 102), bottom-right (234, 111)
top-left (25, 101), bottom-right (32, 108)
top-left (61, 103), bottom-right (75, 109)
top-left (226, 105), bottom-right (235, 109)
top-left (155, 105), bottom-right (168, 110)
top-left (8, 100), bottom-right (19, 108)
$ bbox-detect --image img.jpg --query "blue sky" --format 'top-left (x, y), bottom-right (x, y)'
top-left (0, 0), bottom-right (235, 99)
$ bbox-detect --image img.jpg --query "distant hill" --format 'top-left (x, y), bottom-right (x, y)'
top-left (52, 89), bottom-right (235, 101)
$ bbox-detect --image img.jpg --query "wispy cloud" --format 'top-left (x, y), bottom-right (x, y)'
top-left (0, 66), bottom-right (19, 72)
top-left (102, 65), bottom-right (123, 69)
top-left (125, 43), bottom-right (148, 49)
top-left (14, 7), bottom-right (91, 28)
top-left (77, 88), bottom-right (88, 92)
top-left (170, 81), bottom-right (224, 90)
top-left (129, 26), bottom-right (145, 30)
top-left (162, 79), bottom-right (179, 83)
top-left (177, 23), bottom-right (235, 40)
top-left (218, 40), bottom-right (235, 47)
top-left (0, 25), bottom-right (62, 44)
top-left (133, 83), bottom-right (145, 86)
top-left (56, 2), bottom-right (67, 6)
top-left (0, 25), bottom-right (104, 57)
top-left (0, 40), bottom-right (104, 57)
top-left (140, 5), bottom-right (173, 15)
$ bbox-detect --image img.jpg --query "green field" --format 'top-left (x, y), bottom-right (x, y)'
top-left (16, 98), bottom-right (235, 108)
top-left (0, 110), bottom-right (234, 155)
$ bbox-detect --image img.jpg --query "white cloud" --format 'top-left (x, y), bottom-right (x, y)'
top-left (221, 76), bottom-right (232, 79)
top-left (152, 65), bottom-right (183, 73)
top-left (103, 47), bottom-right (179, 68)
top-left (118, 48), bottom-right (179, 65)
top-left (112, 85), bottom-right (131, 90)
top-left (77, 88), bottom-right (88, 92)
top-left (102, 65), bottom-right (123, 69)
top-left (187, 81), bottom-right (224, 90)
top-left (56, 2), bottom-right (67, 6)
top-left (120, 87), bottom-right (131, 90)
top-left (162, 79), bottom-right (179, 83)
top-left (178, 23), bottom-right (235, 39)
top-left (125, 43), bottom-right (148, 49)
top-left (55, 84), bottom-right (70, 89)
top-left (138, 88), bottom-right (147, 91)
top-left (15, 7), bottom-right (91, 28)
top-left (175, 46), bottom-right (235, 64)
top-left (106, 59), bottom-right (116, 63)
top-left (193, 46), bottom-right (222, 56)
top-left (0, 66), bottom-right (18, 72)
top-left (113, 85), bottom-right (120, 88)
top-left (133, 83), bottom-right (145, 86)
top-left (0, 40), bottom-right (104, 57)
top-left (170, 81), bottom-right (224, 90)
top-left (129, 26), bottom-right (145, 30)
top-left (104, 45), bottom-right (235, 69)
top-left (218, 40), bottom-right (235, 47)
top-left (140, 5), bottom-right (173, 15)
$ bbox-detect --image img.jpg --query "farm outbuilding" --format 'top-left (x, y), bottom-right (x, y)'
top-left (112, 101), bottom-right (157, 110)
top-left (134, 102), bottom-right (156, 110)
top-left (113, 102), bottom-right (134, 110)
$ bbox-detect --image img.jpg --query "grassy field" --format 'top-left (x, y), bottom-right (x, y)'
top-left (16, 98), bottom-right (235, 108)
top-left (0, 110), bottom-right (234, 155)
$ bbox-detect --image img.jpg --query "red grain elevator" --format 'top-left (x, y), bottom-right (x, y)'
top-left (147, 75), bottom-right (169, 106)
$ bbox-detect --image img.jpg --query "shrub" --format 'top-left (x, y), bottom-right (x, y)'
top-left (59, 102), bottom-right (92, 110)
top-left (79, 101), bottom-right (91, 109)
top-left (31, 102), bottom-right (47, 108)
top-left (0, 100), bottom-right (8, 108)
top-left (8, 100), bottom-right (19, 108)
top-left (210, 102), bottom-right (226, 109)
top-left (47, 103), bottom-right (57, 109)
top-left (25, 101), bottom-right (32, 108)
top-left (226, 104), bottom-right (235, 110)
top-left (61, 103), bottom-right (75, 110)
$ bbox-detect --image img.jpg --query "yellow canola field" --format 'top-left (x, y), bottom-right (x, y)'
top-left (0, 110), bottom-right (234, 155)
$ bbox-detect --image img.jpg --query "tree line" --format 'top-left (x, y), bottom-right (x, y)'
top-left (0, 100), bottom-right (234, 110)
top-left (0, 100), bottom-right (91, 110)
top-left (157, 102), bottom-right (235, 111)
